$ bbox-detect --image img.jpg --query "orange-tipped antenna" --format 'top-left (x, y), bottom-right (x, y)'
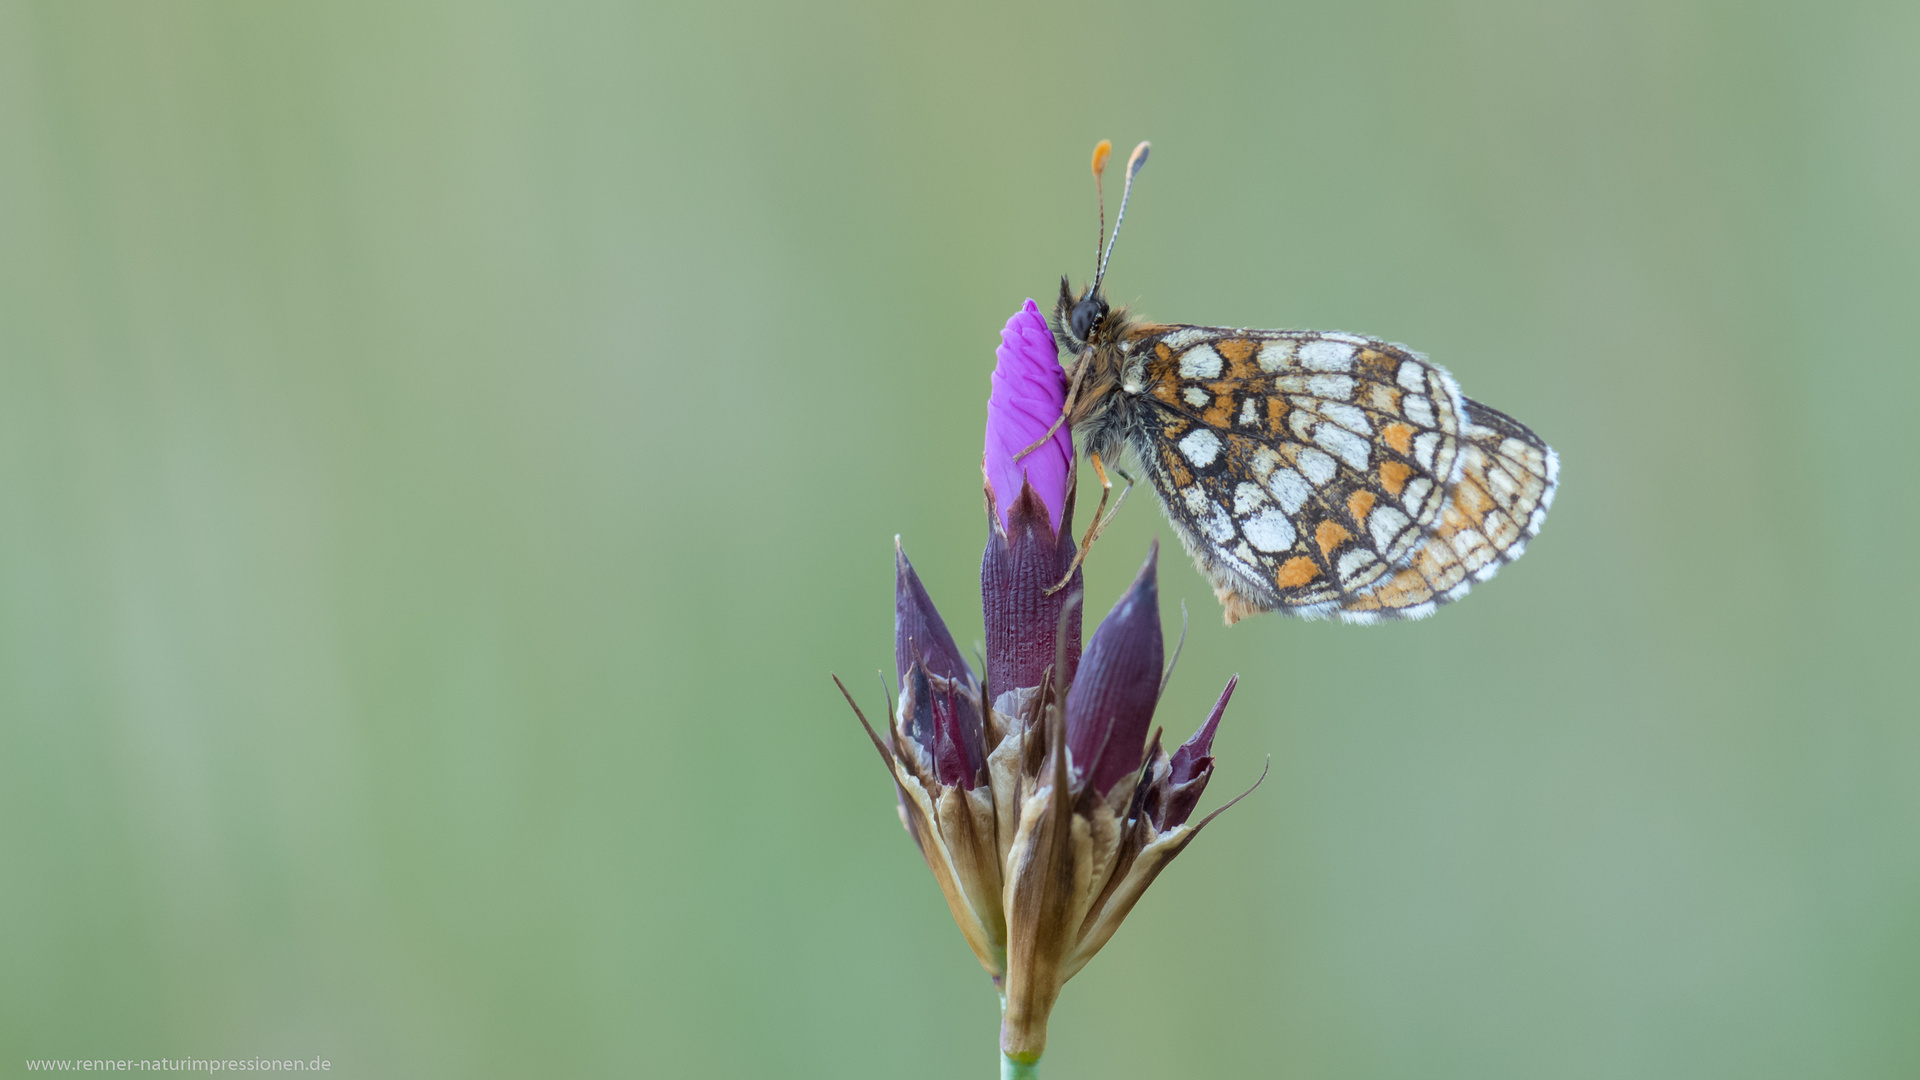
top-left (1091, 139), bottom-right (1113, 278)
top-left (1094, 140), bottom-right (1150, 291)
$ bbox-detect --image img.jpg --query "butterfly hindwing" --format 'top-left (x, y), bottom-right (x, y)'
top-left (1337, 398), bottom-right (1559, 621)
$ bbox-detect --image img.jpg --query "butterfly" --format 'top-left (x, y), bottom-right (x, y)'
top-left (1039, 140), bottom-right (1558, 625)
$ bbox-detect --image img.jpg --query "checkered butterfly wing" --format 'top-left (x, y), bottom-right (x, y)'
top-left (1119, 325), bottom-right (1557, 623)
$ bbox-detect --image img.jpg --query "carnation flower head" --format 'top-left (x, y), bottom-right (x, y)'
top-left (836, 298), bottom-right (1263, 1078)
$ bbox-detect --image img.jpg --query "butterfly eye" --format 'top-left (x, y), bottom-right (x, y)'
top-left (1070, 297), bottom-right (1108, 342)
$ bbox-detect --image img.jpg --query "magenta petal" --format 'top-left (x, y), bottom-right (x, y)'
top-left (1065, 543), bottom-right (1163, 796)
top-left (985, 299), bottom-right (1072, 535)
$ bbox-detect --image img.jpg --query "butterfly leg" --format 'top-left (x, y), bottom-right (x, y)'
top-left (1044, 451), bottom-right (1135, 595)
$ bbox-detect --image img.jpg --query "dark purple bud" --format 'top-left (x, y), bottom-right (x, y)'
top-left (1161, 675), bottom-right (1235, 828)
top-left (982, 480), bottom-right (1082, 698)
top-left (896, 539), bottom-right (971, 687)
top-left (905, 661), bottom-right (987, 789)
top-left (1065, 544), bottom-right (1163, 796)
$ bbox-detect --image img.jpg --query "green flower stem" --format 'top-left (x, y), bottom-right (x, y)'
top-left (1001, 1054), bottom-right (1039, 1079)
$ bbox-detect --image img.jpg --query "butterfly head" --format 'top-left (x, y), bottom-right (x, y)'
top-left (1054, 276), bottom-right (1111, 355)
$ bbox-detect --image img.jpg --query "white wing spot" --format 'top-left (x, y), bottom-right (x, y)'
top-left (1337, 548), bottom-right (1377, 581)
top-left (1307, 374), bottom-right (1354, 400)
top-left (1413, 431), bottom-right (1440, 470)
top-left (1299, 339), bottom-right (1356, 371)
top-left (1230, 541), bottom-right (1259, 572)
top-left (1289, 408), bottom-right (1317, 440)
top-left (1182, 485), bottom-right (1210, 515)
top-left (1183, 386), bottom-right (1211, 407)
top-left (1249, 446), bottom-right (1281, 479)
top-left (1238, 397), bottom-right (1260, 425)
top-left (1368, 505), bottom-right (1411, 550)
top-left (1403, 394), bottom-right (1435, 427)
top-left (1257, 340), bottom-right (1296, 372)
top-left (1178, 428), bottom-right (1222, 468)
top-left (1296, 448), bottom-right (1338, 486)
top-left (1201, 501), bottom-right (1236, 542)
top-left (1316, 424), bottom-right (1371, 471)
top-left (1402, 478), bottom-right (1433, 515)
top-left (1179, 345), bottom-right (1224, 379)
top-left (1233, 482), bottom-right (1269, 515)
top-left (1267, 467), bottom-right (1310, 513)
top-left (1397, 360), bottom-right (1427, 392)
top-left (1243, 509), bottom-right (1297, 552)
top-left (1451, 528), bottom-right (1491, 562)
top-left (1160, 327), bottom-right (1211, 350)
top-left (1319, 401), bottom-right (1371, 434)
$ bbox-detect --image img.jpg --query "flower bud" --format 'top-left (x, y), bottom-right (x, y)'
top-left (983, 300), bottom-right (1082, 700)
top-left (1065, 545), bottom-right (1163, 797)
top-left (896, 538), bottom-right (971, 687)
top-left (982, 481), bottom-right (1081, 702)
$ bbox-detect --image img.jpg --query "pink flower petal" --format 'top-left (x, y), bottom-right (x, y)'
top-left (985, 299), bottom-right (1072, 535)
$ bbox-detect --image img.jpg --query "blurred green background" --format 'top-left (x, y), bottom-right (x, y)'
top-left (3, 1), bottom-right (1916, 1077)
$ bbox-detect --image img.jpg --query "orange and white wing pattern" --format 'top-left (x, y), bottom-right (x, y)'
top-left (1116, 325), bottom-right (1557, 624)
top-left (1338, 397), bottom-right (1558, 621)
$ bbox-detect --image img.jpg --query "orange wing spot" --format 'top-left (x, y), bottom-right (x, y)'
top-left (1356, 349), bottom-right (1399, 382)
top-left (1350, 567), bottom-right (1431, 609)
top-left (1152, 382), bottom-right (1180, 405)
top-left (1162, 453), bottom-right (1193, 488)
top-left (1266, 396), bottom-right (1289, 436)
top-left (1347, 489), bottom-right (1376, 524)
top-left (1216, 339), bottom-right (1259, 378)
top-left (1276, 556), bottom-right (1320, 588)
top-left (1379, 460), bottom-right (1412, 496)
top-left (1453, 476), bottom-right (1494, 515)
top-left (1155, 343), bottom-right (1172, 361)
top-left (1315, 520), bottom-right (1352, 557)
top-left (1201, 396), bottom-right (1234, 428)
top-left (1367, 384), bottom-right (1403, 415)
top-left (1382, 422), bottom-right (1414, 455)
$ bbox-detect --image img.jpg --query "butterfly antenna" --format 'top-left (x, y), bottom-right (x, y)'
top-left (1090, 139), bottom-right (1113, 280)
top-left (1094, 141), bottom-right (1150, 292)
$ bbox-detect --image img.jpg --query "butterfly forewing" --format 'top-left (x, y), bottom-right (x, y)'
top-left (1117, 324), bottom-right (1554, 623)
